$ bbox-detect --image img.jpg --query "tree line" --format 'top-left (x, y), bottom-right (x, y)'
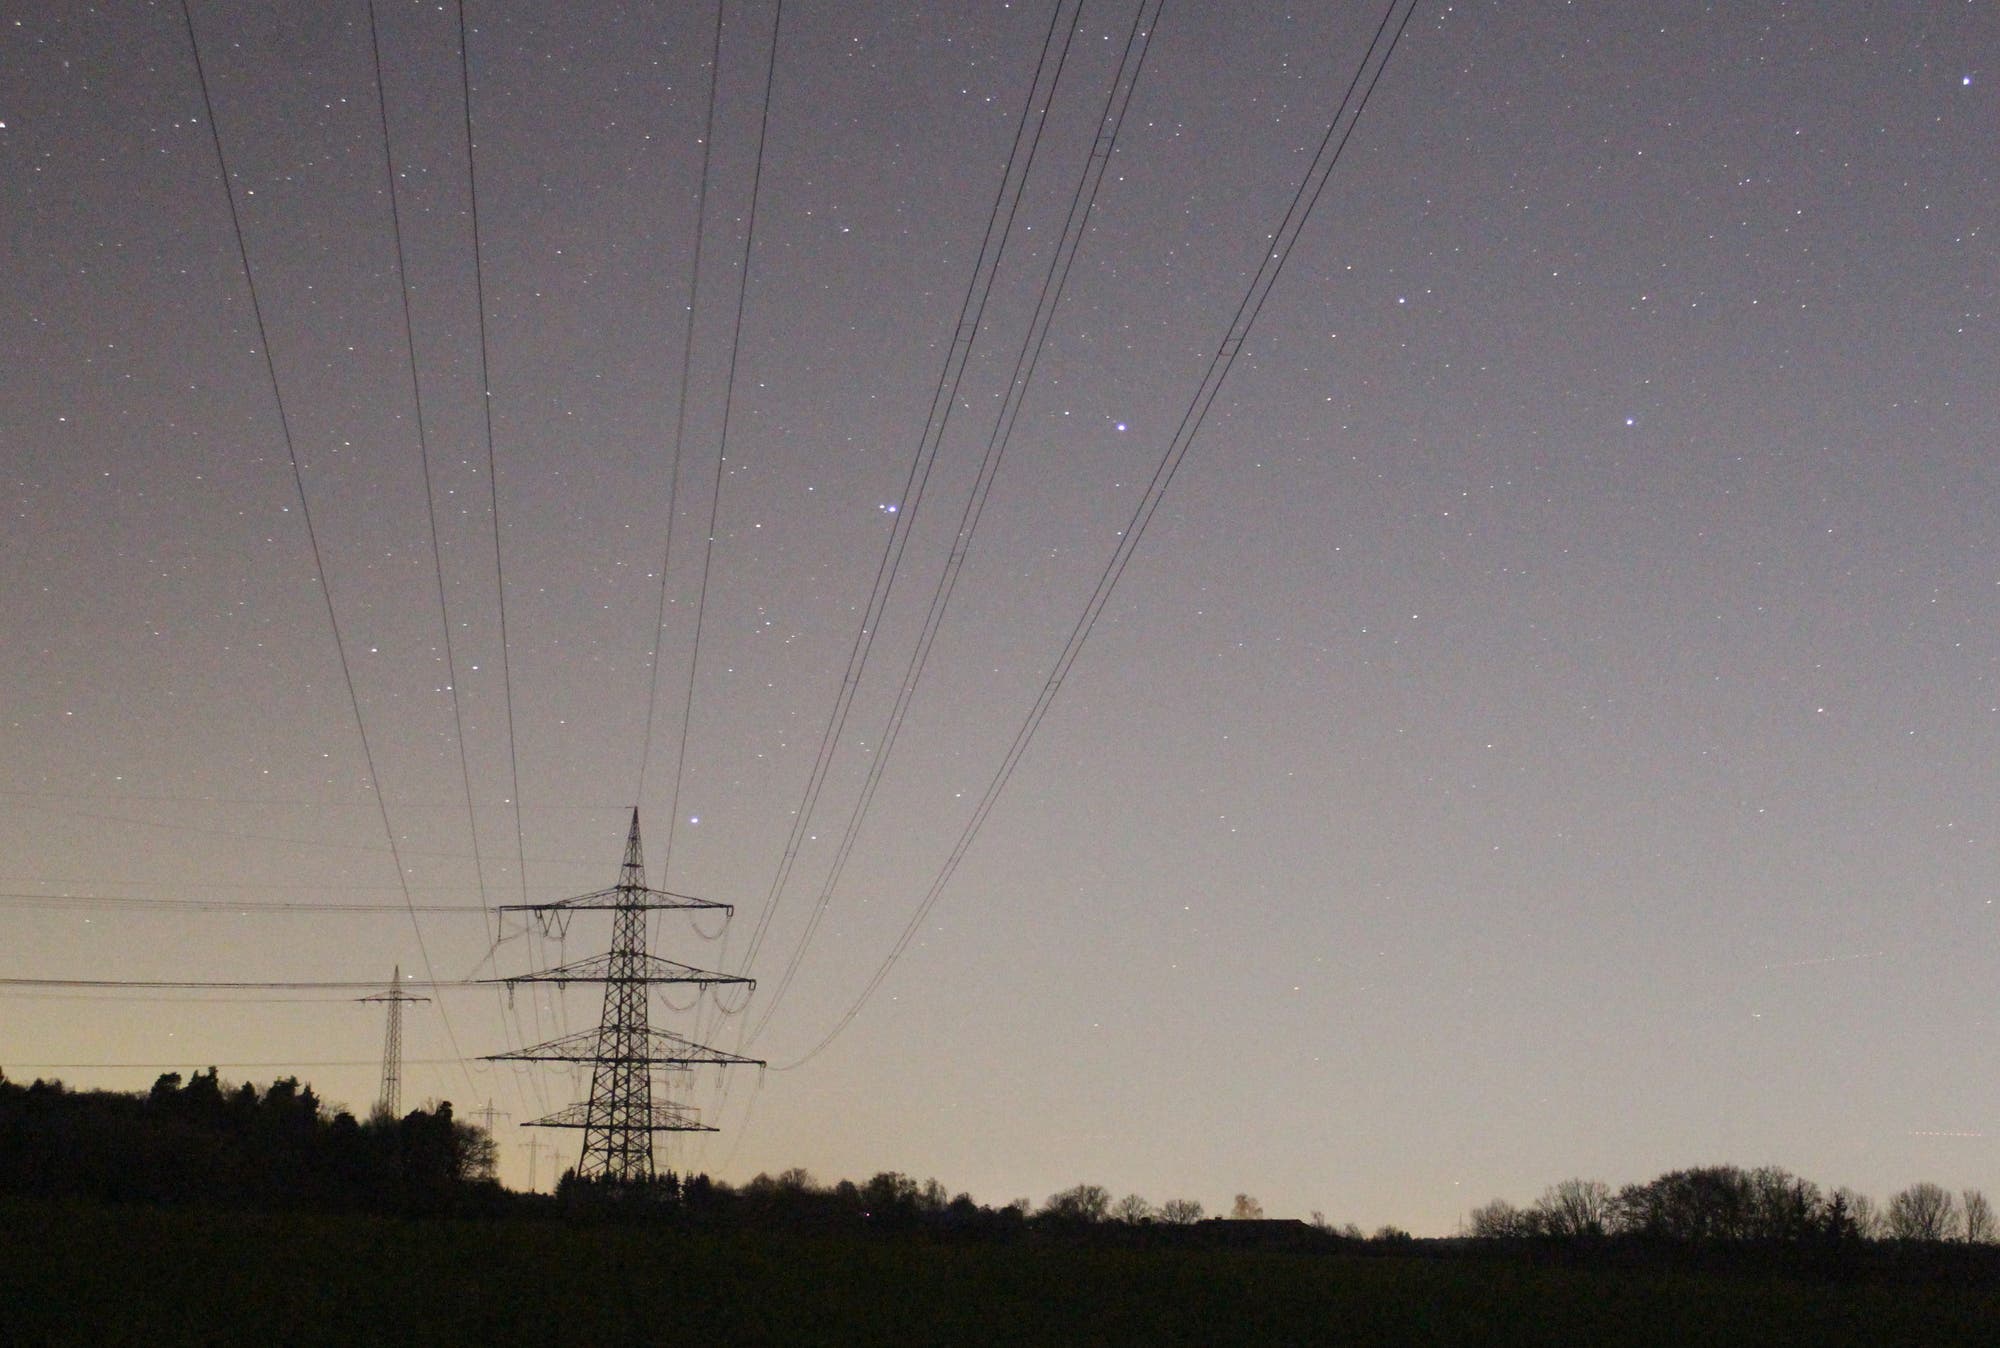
top-left (0, 1068), bottom-right (498, 1214)
top-left (9, 1067), bottom-right (1993, 1259)
top-left (1469, 1167), bottom-right (1995, 1244)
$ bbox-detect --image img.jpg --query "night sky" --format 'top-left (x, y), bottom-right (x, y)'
top-left (3, 0), bottom-right (1996, 1233)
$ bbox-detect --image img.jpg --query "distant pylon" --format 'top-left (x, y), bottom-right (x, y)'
top-left (482, 809), bottom-right (761, 1186)
top-left (360, 964), bottom-right (429, 1117)
top-left (469, 1099), bottom-right (510, 1136)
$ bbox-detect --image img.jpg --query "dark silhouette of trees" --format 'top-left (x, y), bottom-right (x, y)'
top-left (1110, 1193), bottom-right (1154, 1224)
top-left (1962, 1189), bottom-right (1994, 1244)
top-left (0, 1070), bottom-right (498, 1214)
top-left (17, 1062), bottom-right (1999, 1273)
top-left (1468, 1198), bottom-right (1536, 1238)
top-left (1536, 1179), bottom-right (1611, 1237)
top-left (1831, 1187), bottom-right (1886, 1240)
top-left (1040, 1184), bottom-right (1112, 1223)
top-left (1608, 1166), bottom-right (1822, 1243)
top-left (1887, 1182), bottom-right (1960, 1242)
top-left (1467, 1166), bottom-right (2000, 1257)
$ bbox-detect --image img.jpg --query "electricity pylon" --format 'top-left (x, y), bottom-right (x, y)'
top-left (361, 964), bottom-right (429, 1118)
top-left (483, 809), bottom-right (760, 1185)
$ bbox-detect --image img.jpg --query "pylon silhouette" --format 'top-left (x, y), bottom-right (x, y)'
top-left (483, 810), bottom-right (759, 1184)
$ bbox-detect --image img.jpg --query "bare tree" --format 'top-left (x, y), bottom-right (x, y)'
top-left (1230, 1193), bottom-right (1265, 1220)
top-left (1536, 1178), bottom-right (1611, 1237)
top-left (1041, 1184), bottom-right (1112, 1222)
top-left (1963, 1189), bottom-right (1995, 1243)
top-left (1158, 1197), bottom-right (1205, 1224)
top-left (1833, 1188), bottom-right (1886, 1241)
top-left (1887, 1182), bottom-right (1961, 1242)
top-left (1745, 1166), bottom-right (1823, 1241)
top-left (1110, 1193), bottom-right (1154, 1224)
top-left (454, 1120), bottom-right (498, 1182)
top-left (1469, 1198), bottom-right (1535, 1238)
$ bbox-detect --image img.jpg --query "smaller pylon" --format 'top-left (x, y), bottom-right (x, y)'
top-left (360, 964), bottom-right (430, 1118)
top-left (468, 1099), bottom-right (510, 1136)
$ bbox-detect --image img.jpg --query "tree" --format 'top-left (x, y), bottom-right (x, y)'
top-left (1110, 1193), bottom-right (1154, 1224)
top-left (1158, 1198), bottom-right (1204, 1225)
top-left (1963, 1189), bottom-right (1995, 1244)
top-left (1887, 1183), bottom-right (1961, 1242)
top-left (862, 1171), bottom-right (920, 1214)
top-left (918, 1178), bottom-right (949, 1215)
top-left (1743, 1166), bottom-right (1822, 1241)
top-left (1536, 1179), bottom-right (1611, 1238)
top-left (1468, 1198), bottom-right (1535, 1239)
top-left (455, 1120), bottom-right (498, 1182)
top-left (1229, 1193), bottom-right (1265, 1220)
top-left (1040, 1184), bottom-right (1111, 1222)
top-left (1613, 1166), bottom-right (1756, 1241)
top-left (1833, 1187), bottom-right (1885, 1240)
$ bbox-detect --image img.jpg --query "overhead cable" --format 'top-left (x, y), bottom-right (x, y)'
top-left (177, 0), bottom-right (477, 1097)
top-left (780, 0), bottom-right (1424, 1069)
top-left (730, 0), bottom-right (1086, 997)
top-left (363, 0), bottom-right (497, 952)
top-left (633, 0), bottom-right (727, 821)
top-left (750, 0), bottom-right (1165, 1042)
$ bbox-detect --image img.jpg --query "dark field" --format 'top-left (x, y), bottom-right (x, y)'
top-left (5, 1199), bottom-right (1998, 1346)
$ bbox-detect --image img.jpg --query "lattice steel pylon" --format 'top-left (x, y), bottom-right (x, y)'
top-left (360, 964), bottom-right (429, 1118)
top-left (482, 809), bottom-right (760, 1185)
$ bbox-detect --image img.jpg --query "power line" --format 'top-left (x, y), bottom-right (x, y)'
top-left (456, 0), bottom-right (557, 1100)
top-left (176, 0), bottom-right (477, 1099)
top-left (635, 0), bottom-right (726, 816)
top-left (4, 1060), bottom-right (474, 1071)
top-left (749, 0), bottom-right (1164, 1042)
top-left (779, 0), bottom-right (1424, 1070)
top-left (0, 790), bottom-right (633, 812)
top-left (0, 992), bottom-right (361, 1004)
top-left (729, 0), bottom-right (1086, 998)
top-left (0, 893), bottom-right (497, 915)
top-left (372, 0), bottom-right (548, 1132)
top-left (0, 800), bottom-right (594, 864)
top-left (454, 0), bottom-right (532, 918)
top-left (363, 0), bottom-right (496, 953)
top-left (0, 875), bottom-right (557, 893)
top-left (0, 978), bottom-right (502, 991)
top-left (650, 0), bottom-right (787, 881)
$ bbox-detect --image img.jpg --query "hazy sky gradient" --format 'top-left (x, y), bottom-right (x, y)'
top-left (3, 0), bottom-right (1996, 1231)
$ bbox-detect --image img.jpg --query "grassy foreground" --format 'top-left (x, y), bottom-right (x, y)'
top-left (4, 1198), bottom-right (1997, 1345)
